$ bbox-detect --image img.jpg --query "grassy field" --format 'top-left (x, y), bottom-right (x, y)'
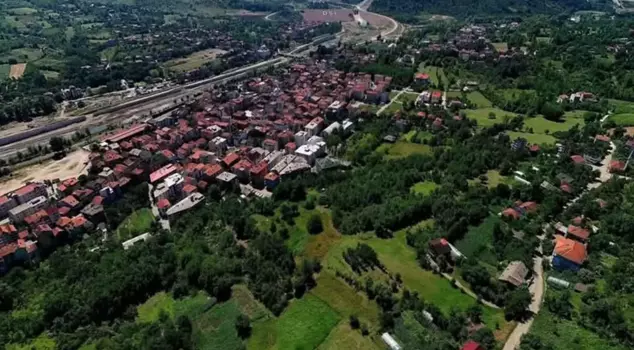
top-left (500, 88), bottom-right (536, 100)
top-left (447, 91), bottom-right (492, 108)
top-left (610, 113), bottom-right (634, 126)
top-left (410, 180), bottom-right (439, 195)
top-left (465, 107), bottom-right (517, 127)
top-left (166, 48), bottom-right (227, 73)
top-left (507, 131), bottom-right (557, 145)
top-left (115, 208), bottom-right (155, 241)
top-left (523, 115), bottom-right (584, 134)
top-left (608, 99), bottom-right (634, 114)
top-left (469, 169), bottom-right (512, 189)
top-left (248, 294), bottom-right (341, 350)
top-left (322, 224), bottom-right (508, 334)
top-left (455, 215), bottom-right (501, 266)
top-left (376, 141), bottom-right (432, 159)
top-left (192, 299), bottom-right (245, 350)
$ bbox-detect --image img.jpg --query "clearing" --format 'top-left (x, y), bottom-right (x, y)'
top-left (115, 208), bottom-right (155, 241)
top-left (410, 180), bottom-right (439, 195)
top-left (469, 169), bottom-right (513, 189)
top-left (9, 63), bottom-right (27, 79)
top-left (455, 215), bottom-right (501, 266)
top-left (523, 115), bottom-right (584, 134)
top-left (465, 107), bottom-right (517, 127)
top-left (507, 131), bottom-right (557, 145)
top-left (0, 149), bottom-right (90, 195)
top-left (447, 91), bottom-right (492, 108)
top-left (166, 48), bottom-right (227, 73)
top-left (376, 141), bottom-right (432, 159)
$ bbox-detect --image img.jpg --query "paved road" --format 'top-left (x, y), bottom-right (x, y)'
top-left (502, 254), bottom-right (544, 350)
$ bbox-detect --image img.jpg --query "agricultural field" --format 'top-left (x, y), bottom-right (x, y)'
top-left (248, 294), bottom-right (341, 350)
top-left (376, 140), bottom-right (433, 159)
top-left (115, 208), bottom-right (155, 241)
top-left (165, 48), bottom-right (227, 73)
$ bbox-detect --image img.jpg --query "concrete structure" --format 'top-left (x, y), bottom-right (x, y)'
top-left (122, 232), bottom-right (152, 250)
top-left (13, 183), bottom-right (47, 205)
top-left (166, 193), bottom-right (205, 217)
top-left (9, 196), bottom-right (48, 223)
top-left (294, 130), bottom-right (309, 146)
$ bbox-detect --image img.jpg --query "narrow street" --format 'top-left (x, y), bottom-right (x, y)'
top-left (147, 183), bottom-right (171, 231)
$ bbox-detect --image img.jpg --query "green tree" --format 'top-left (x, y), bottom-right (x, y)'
top-left (235, 313), bottom-right (251, 339)
top-left (505, 286), bottom-right (532, 321)
top-left (307, 213), bottom-right (323, 234)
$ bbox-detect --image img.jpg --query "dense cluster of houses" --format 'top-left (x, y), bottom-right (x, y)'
top-left (0, 63), bottom-right (390, 274)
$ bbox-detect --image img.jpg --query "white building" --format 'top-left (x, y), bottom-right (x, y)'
top-left (295, 130), bottom-right (309, 146)
top-left (122, 232), bottom-right (152, 250)
top-left (381, 333), bottom-right (401, 350)
top-left (305, 117), bottom-right (324, 137)
top-left (209, 136), bottom-right (227, 154)
top-left (321, 122), bottom-right (341, 138)
top-left (295, 144), bottom-right (324, 165)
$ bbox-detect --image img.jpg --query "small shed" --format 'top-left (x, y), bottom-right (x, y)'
top-left (381, 332), bottom-right (401, 350)
top-left (498, 261), bottom-right (529, 287)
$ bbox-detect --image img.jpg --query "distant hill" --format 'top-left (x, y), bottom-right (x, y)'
top-left (369, 0), bottom-right (611, 20)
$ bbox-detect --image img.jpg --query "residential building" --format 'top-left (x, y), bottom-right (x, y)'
top-left (498, 261), bottom-right (529, 287)
top-left (9, 196), bottom-right (48, 223)
top-left (552, 236), bottom-right (587, 271)
top-left (166, 193), bottom-right (205, 218)
top-left (13, 183), bottom-right (47, 204)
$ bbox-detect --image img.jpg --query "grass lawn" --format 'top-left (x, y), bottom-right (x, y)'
top-left (610, 113), bottom-right (634, 126)
top-left (609, 99), bottom-right (634, 114)
top-left (9, 48), bottom-right (43, 62)
top-left (166, 48), bottom-right (227, 73)
top-left (193, 299), bottom-right (245, 350)
top-left (396, 92), bottom-right (420, 105)
top-left (115, 208), bottom-right (155, 241)
top-left (447, 91), bottom-right (492, 108)
top-left (492, 42), bottom-right (508, 52)
top-left (248, 294), bottom-right (341, 350)
top-left (507, 131), bottom-right (557, 145)
top-left (455, 215), bottom-right (500, 266)
top-left (529, 308), bottom-right (629, 350)
top-left (469, 169), bottom-right (512, 189)
top-left (410, 181), bottom-right (439, 196)
top-left (523, 115), bottom-right (584, 134)
top-left (376, 141), bottom-right (432, 159)
top-left (465, 107), bottom-right (517, 127)
top-left (303, 209), bottom-right (342, 260)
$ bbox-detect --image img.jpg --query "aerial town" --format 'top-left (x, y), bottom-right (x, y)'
top-left (2, 1), bottom-right (634, 350)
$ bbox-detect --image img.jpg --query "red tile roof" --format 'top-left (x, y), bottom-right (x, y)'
top-left (223, 153), bottom-right (240, 167)
top-left (183, 184), bottom-right (197, 194)
top-left (570, 155), bottom-right (585, 164)
top-left (461, 340), bottom-right (483, 350)
top-left (150, 164), bottom-right (179, 183)
top-left (567, 225), bottom-right (590, 240)
top-left (62, 195), bottom-right (79, 207)
top-left (157, 198), bottom-right (171, 209)
top-left (502, 208), bottom-right (521, 220)
top-left (554, 236), bottom-right (587, 265)
top-left (14, 184), bottom-right (39, 197)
